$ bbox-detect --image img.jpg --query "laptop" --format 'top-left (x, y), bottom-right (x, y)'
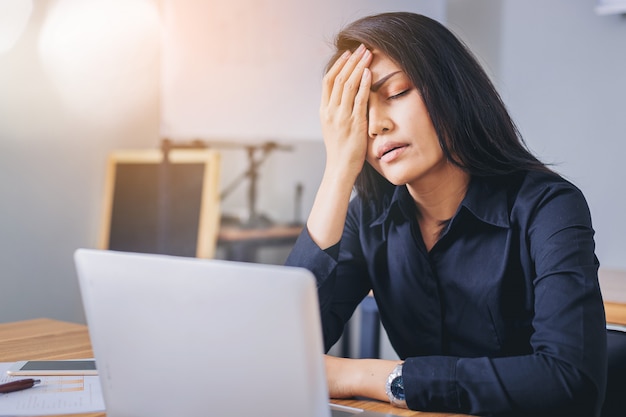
top-left (74, 249), bottom-right (398, 417)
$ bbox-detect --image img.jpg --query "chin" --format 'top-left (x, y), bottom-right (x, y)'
top-left (382, 175), bottom-right (408, 187)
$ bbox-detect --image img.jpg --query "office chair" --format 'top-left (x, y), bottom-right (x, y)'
top-left (341, 295), bottom-right (381, 359)
top-left (601, 326), bottom-right (626, 416)
top-left (358, 296), bottom-right (381, 358)
top-left (599, 268), bottom-right (626, 416)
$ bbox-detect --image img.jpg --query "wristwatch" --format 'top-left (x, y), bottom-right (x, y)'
top-left (385, 363), bottom-right (408, 408)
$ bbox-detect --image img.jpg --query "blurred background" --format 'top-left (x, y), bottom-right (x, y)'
top-left (1, 0), bottom-right (625, 331)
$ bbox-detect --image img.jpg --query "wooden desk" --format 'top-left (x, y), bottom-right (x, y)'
top-left (0, 318), bottom-right (102, 417)
top-left (605, 302), bottom-right (626, 327)
top-left (600, 268), bottom-right (626, 327)
top-left (0, 318), bottom-right (467, 417)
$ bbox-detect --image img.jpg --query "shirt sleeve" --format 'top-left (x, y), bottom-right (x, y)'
top-left (285, 211), bottom-right (372, 351)
top-left (402, 180), bottom-right (607, 416)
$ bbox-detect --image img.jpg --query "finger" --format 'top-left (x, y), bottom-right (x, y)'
top-left (328, 44), bottom-right (367, 107)
top-left (321, 50), bottom-right (350, 105)
top-left (353, 67), bottom-right (371, 120)
top-left (330, 44), bottom-right (366, 106)
top-left (340, 48), bottom-right (372, 113)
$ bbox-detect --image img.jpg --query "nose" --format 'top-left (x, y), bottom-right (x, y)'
top-left (367, 105), bottom-right (393, 138)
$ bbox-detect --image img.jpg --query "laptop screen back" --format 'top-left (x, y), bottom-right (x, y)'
top-left (75, 249), bottom-right (330, 417)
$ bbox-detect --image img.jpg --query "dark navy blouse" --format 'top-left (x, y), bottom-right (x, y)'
top-left (286, 170), bottom-right (607, 416)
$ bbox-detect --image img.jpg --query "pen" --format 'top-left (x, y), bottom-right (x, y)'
top-left (0, 378), bottom-right (41, 394)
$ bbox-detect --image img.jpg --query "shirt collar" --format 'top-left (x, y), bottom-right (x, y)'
top-left (370, 186), bottom-right (410, 227)
top-left (460, 176), bottom-right (511, 228)
top-left (370, 176), bottom-right (512, 229)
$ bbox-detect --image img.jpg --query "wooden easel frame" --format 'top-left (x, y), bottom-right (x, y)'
top-left (99, 148), bottom-right (221, 258)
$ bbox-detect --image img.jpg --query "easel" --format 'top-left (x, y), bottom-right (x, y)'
top-left (100, 145), bottom-right (221, 258)
top-left (157, 139), bottom-right (210, 253)
top-left (220, 141), bottom-right (293, 228)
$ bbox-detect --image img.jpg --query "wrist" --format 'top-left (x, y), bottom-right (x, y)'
top-left (322, 157), bottom-right (362, 184)
top-left (385, 362), bottom-right (408, 409)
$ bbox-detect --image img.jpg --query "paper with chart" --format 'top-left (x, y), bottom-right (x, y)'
top-left (0, 362), bottom-right (105, 415)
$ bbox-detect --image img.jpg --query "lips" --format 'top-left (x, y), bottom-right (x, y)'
top-left (376, 142), bottom-right (408, 160)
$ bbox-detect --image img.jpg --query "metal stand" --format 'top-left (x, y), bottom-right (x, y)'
top-left (220, 142), bottom-right (290, 228)
top-left (161, 139), bottom-right (293, 228)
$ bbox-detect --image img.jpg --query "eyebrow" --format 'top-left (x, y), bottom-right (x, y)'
top-left (370, 71), bottom-right (402, 93)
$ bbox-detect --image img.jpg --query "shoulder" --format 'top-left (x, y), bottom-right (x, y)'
top-left (520, 169), bottom-right (582, 192)
top-left (466, 171), bottom-right (593, 232)
top-left (516, 170), bottom-right (588, 206)
top-left (512, 170), bottom-right (593, 227)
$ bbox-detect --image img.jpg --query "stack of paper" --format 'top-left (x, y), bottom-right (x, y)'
top-left (0, 362), bottom-right (105, 416)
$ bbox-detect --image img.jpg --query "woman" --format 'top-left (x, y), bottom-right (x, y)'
top-left (286, 12), bottom-right (607, 417)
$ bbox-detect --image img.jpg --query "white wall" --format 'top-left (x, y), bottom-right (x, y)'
top-left (160, 0), bottom-right (445, 141)
top-left (449, 0), bottom-right (626, 270)
top-left (1, 0), bottom-right (624, 327)
top-left (160, 0), bottom-right (446, 231)
top-left (0, 0), bottom-right (161, 323)
top-left (499, 0), bottom-right (626, 270)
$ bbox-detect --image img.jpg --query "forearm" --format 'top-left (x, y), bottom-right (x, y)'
top-left (306, 167), bottom-right (357, 250)
top-left (309, 43), bottom-right (371, 250)
top-left (286, 216), bottom-right (373, 352)
top-left (403, 354), bottom-right (601, 416)
top-left (325, 353), bottom-right (600, 415)
top-left (325, 355), bottom-right (401, 403)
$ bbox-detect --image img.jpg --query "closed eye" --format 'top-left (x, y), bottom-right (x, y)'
top-left (388, 89), bottom-right (410, 100)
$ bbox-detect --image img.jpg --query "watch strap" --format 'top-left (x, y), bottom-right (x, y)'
top-left (385, 362), bottom-right (408, 409)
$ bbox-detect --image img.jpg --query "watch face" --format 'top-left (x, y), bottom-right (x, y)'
top-left (390, 376), bottom-right (405, 400)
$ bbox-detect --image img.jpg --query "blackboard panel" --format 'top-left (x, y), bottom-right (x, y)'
top-left (100, 150), bottom-right (221, 258)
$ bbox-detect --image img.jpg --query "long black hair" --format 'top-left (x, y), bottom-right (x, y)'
top-left (326, 12), bottom-right (551, 202)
